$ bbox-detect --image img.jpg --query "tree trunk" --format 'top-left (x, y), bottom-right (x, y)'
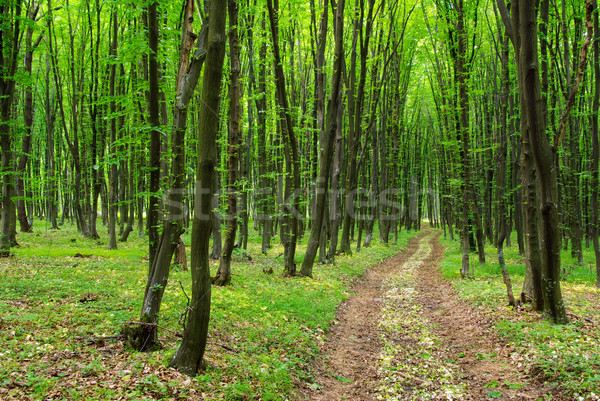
top-left (16, 3), bottom-right (40, 234)
top-left (210, 171), bottom-right (222, 260)
top-left (214, 0), bottom-right (242, 287)
top-left (592, 0), bottom-right (600, 288)
top-left (267, 0), bottom-right (301, 276)
top-left (497, 32), bottom-right (516, 307)
top-left (327, 100), bottom-right (344, 262)
top-left (455, 0), bottom-right (471, 277)
top-left (256, 16), bottom-right (272, 255)
top-left (125, 0), bottom-right (208, 352)
top-left (44, 55), bottom-right (59, 230)
top-left (301, 0), bottom-right (344, 277)
top-left (108, 10), bottom-right (119, 251)
top-left (0, 1), bottom-right (22, 256)
top-left (147, 1), bottom-right (162, 269)
top-left (340, 0), bottom-right (375, 255)
top-left (169, 0), bottom-right (226, 376)
top-left (497, 0), bottom-right (571, 324)
top-left (173, 236), bottom-right (188, 271)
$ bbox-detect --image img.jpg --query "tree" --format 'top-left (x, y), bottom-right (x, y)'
top-left (108, 8), bottom-right (119, 250)
top-left (266, 0), bottom-right (302, 276)
top-left (592, 0), bottom-right (600, 288)
top-left (16, 2), bottom-right (41, 234)
top-left (301, 0), bottom-right (344, 277)
top-left (124, 0), bottom-right (209, 351)
top-left (340, 0), bottom-right (376, 255)
top-left (213, 0), bottom-right (242, 286)
top-left (495, 0), bottom-right (594, 324)
top-left (169, 0), bottom-right (227, 376)
top-left (0, 0), bottom-right (23, 256)
top-left (146, 0), bottom-right (161, 270)
top-left (495, 27), bottom-right (515, 307)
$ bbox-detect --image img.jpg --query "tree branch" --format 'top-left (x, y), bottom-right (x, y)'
top-left (495, 0), bottom-right (514, 45)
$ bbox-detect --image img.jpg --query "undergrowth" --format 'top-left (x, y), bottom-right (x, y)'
top-left (0, 221), bottom-right (420, 400)
top-left (439, 231), bottom-right (600, 400)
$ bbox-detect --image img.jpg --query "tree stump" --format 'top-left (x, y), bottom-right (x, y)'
top-left (173, 236), bottom-right (188, 271)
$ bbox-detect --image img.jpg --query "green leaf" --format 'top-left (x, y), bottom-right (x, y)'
top-left (329, 372), bottom-right (353, 383)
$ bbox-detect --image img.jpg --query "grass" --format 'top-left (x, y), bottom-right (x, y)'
top-left (0, 220), bottom-right (421, 400)
top-left (439, 231), bottom-right (600, 399)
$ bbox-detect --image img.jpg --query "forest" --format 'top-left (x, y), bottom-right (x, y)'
top-left (1, 0), bottom-right (600, 399)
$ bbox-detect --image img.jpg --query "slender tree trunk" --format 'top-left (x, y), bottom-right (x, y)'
top-left (210, 171), bottom-right (222, 260)
top-left (170, 0), bottom-right (227, 375)
top-left (16, 3), bottom-right (40, 234)
top-left (301, 0), bottom-right (344, 277)
top-left (327, 100), bottom-right (344, 262)
top-left (267, 0), bottom-right (301, 276)
top-left (256, 17), bottom-right (272, 255)
top-left (108, 10), bottom-right (119, 250)
top-left (125, 0), bottom-right (208, 351)
top-left (455, 0), bottom-right (472, 276)
top-left (592, 0), bottom-right (600, 288)
top-left (44, 55), bottom-right (59, 230)
top-left (0, 1), bottom-right (22, 256)
top-left (214, 0), bottom-right (242, 286)
top-left (497, 33), bottom-right (516, 307)
top-left (147, 1), bottom-right (161, 269)
top-left (87, 0), bottom-right (102, 240)
top-left (340, 0), bottom-right (375, 255)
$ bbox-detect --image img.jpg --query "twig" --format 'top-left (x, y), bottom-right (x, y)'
top-left (179, 280), bottom-right (190, 304)
top-left (178, 280), bottom-right (191, 330)
top-left (207, 341), bottom-right (239, 353)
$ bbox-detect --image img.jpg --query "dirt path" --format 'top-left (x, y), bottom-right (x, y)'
top-left (298, 230), bottom-right (555, 401)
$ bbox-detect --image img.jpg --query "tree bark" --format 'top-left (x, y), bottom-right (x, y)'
top-left (0, 0), bottom-right (22, 256)
top-left (169, 0), bottom-right (226, 376)
top-left (108, 10), bottom-right (119, 251)
top-left (497, 0), bottom-right (571, 324)
top-left (214, 0), bottom-right (242, 287)
top-left (16, 3), bottom-right (40, 234)
top-left (592, 0), bottom-right (600, 288)
top-left (173, 236), bottom-right (188, 271)
top-left (44, 54), bottom-right (59, 230)
top-left (301, 0), bottom-right (345, 277)
top-left (210, 170), bottom-right (222, 260)
top-left (327, 104), bottom-right (343, 262)
top-left (125, 0), bottom-right (208, 351)
top-left (147, 1), bottom-right (161, 270)
top-left (340, 0), bottom-right (375, 255)
top-left (496, 32), bottom-right (516, 307)
top-left (266, 0), bottom-right (301, 276)
top-left (256, 16), bottom-right (272, 255)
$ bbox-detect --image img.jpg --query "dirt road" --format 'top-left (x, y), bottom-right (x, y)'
top-left (297, 230), bottom-right (556, 400)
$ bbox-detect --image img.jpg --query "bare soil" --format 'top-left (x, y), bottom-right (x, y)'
top-left (297, 230), bottom-right (561, 401)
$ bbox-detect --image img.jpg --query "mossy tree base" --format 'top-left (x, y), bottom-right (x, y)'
top-left (120, 318), bottom-right (162, 352)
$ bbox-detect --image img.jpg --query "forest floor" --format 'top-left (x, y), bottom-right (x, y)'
top-left (1, 225), bottom-right (598, 400)
top-left (297, 230), bottom-right (564, 401)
